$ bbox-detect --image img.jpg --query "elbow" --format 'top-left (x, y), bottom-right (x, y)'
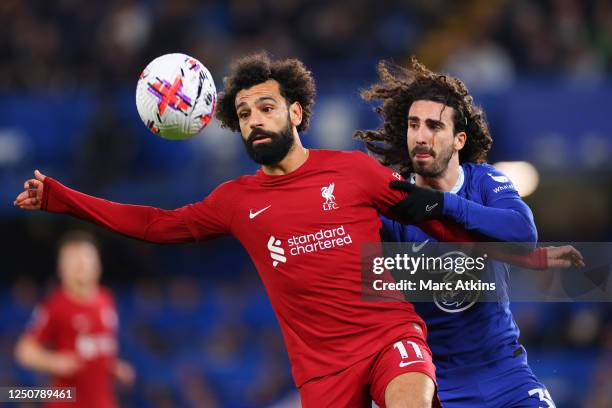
top-left (515, 220), bottom-right (538, 248)
top-left (14, 338), bottom-right (30, 367)
top-left (503, 211), bottom-right (538, 245)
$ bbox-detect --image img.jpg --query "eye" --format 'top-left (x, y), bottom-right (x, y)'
top-left (262, 106), bottom-right (273, 113)
top-left (408, 122), bottom-right (418, 129)
top-left (238, 111), bottom-right (249, 119)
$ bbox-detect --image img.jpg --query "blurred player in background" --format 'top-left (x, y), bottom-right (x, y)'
top-left (355, 57), bottom-right (582, 407)
top-left (14, 231), bottom-right (135, 408)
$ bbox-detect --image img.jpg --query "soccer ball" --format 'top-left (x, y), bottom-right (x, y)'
top-left (135, 53), bottom-right (217, 140)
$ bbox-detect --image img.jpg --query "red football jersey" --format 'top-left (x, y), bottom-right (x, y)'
top-left (42, 149), bottom-right (475, 386)
top-left (27, 288), bottom-right (118, 408)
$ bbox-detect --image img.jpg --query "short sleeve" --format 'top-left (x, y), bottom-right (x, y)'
top-left (25, 301), bottom-right (56, 345)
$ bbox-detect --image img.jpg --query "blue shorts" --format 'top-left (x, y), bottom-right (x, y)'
top-left (437, 356), bottom-right (555, 408)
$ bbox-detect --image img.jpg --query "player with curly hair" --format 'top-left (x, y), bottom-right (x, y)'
top-left (356, 57), bottom-right (567, 407)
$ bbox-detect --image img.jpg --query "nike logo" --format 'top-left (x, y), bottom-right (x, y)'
top-left (425, 203), bottom-right (438, 212)
top-left (399, 360), bottom-right (426, 368)
top-left (249, 205), bottom-right (271, 219)
top-left (411, 239), bottom-right (429, 253)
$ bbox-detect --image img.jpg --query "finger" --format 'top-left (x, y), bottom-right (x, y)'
top-left (14, 190), bottom-right (31, 203)
top-left (27, 179), bottom-right (40, 189)
top-left (25, 197), bottom-right (38, 206)
top-left (568, 247), bottom-right (584, 262)
top-left (34, 169), bottom-right (46, 181)
top-left (546, 245), bottom-right (583, 262)
top-left (18, 203), bottom-right (37, 211)
top-left (547, 259), bottom-right (572, 268)
top-left (389, 180), bottom-right (415, 192)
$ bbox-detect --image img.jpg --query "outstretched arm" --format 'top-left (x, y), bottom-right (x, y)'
top-left (14, 171), bottom-right (229, 244)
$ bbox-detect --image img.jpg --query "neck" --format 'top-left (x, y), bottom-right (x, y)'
top-left (63, 284), bottom-right (98, 302)
top-left (261, 132), bottom-right (309, 176)
top-left (415, 157), bottom-right (461, 192)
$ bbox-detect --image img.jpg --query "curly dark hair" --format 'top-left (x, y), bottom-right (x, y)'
top-left (354, 57), bottom-right (493, 177)
top-left (215, 52), bottom-right (316, 133)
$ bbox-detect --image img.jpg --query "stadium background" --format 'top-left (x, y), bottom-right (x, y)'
top-left (0, 0), bottom-right (611, 406)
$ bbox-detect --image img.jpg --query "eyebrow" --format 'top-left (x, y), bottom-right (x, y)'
top-left (408, 116), bottom-right (445, 127)
top-left (235, 96), bottom-right (278, 110)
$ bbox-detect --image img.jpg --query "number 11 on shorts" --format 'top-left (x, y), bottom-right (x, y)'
top-left (393, 340), bottom-right (425, 367)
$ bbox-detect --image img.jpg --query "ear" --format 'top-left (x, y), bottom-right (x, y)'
top-left (289, 101), bottom-right (303, 128)
top-left (454, 131), bottom-right (467, 151)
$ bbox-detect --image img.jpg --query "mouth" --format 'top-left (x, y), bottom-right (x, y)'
top-left (250, 131), bottom-right (274, 145)
top-left (414, 153), bottom-right (433, 160)
top-left (252, 136), bottom-right (272, 145)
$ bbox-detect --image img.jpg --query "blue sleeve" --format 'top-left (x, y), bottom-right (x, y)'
top-left (380, 216), bottom-right (429, 243)
top-left (442, 169), bottom-right (537, 244)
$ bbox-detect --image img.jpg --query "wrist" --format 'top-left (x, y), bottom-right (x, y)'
top-left (442, 192), bottom-right (458, 217)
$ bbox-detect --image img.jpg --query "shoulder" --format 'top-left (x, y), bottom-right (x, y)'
top-left (28, 290), bottom-right (62, 328)
top-left (464, 163), bottom-right (519, 200)
top-left (463, 163), bottom-right (511, 185)
top-left (203, 178), bottom-right (247, 203)
top-left (315, 149), bottom-right (374, 163)
top-left (97, 287), bottom-right (115, 306)
top-left (41, 289), bottom-right (65, 311)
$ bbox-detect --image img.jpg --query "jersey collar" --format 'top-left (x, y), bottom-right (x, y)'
top-left (410, 165), bottom-right (464, 194)
top-left (450, 165), bottom-right (465, 194)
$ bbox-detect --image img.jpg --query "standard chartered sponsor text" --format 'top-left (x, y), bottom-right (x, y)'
top-left (288, 225), bottom-right (352, 255)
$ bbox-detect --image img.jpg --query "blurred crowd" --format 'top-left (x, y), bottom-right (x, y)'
top-left (0, 0), bottom-right (611, 91)
top-left (1, 0), bottom-right (611, 407)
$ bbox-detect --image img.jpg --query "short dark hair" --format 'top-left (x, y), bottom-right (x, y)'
top-left (354, 57), bottom-right (493, 177)
top-left (215, 52), bottom-right (316, 132)
top-left (57, 230), bottom-right (99, 252)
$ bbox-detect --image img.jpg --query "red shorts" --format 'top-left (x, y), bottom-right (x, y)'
top-left (299, 334), bottom-right (440, 408)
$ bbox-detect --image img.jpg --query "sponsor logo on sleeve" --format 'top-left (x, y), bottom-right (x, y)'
top-left (488, 173), bottom-right (515, 193)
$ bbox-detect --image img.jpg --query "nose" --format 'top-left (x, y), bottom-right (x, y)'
top-left (409, 125), bottom-right (430, 146)
top-left (248, 109), bottom-right (265, 130)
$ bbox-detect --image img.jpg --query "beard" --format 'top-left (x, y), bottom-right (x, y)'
top-left (243, 118), bottom-right (295, 165)
top-left (410, 143), bottom-right (455, 178)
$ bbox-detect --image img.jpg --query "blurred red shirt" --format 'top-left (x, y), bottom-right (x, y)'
top-left (27, 288), bottom-right (118, 408)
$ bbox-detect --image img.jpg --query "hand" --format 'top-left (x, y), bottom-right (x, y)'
top-left (14, 170), bottom-right (46, 210)
top-left (113, 360), bottom-right (136, 386)
top-left (49, 351), bottom-right (82, 377)
top-left (544, 245), bottom-right (585, 268)
top-left (389, 181), bottom-right (444, 223)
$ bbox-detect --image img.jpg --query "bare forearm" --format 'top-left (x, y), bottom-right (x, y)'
top-left (15, 337), bottom-right (58, 374)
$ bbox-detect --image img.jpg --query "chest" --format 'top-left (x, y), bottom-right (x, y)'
top-left (57, 303), bottom-right (117, 337)
top-left (234, 177), bottom-right (371, 236)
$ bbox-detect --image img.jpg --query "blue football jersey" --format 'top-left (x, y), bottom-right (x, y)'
top-left (382, 163), bottom-right (555, 407)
